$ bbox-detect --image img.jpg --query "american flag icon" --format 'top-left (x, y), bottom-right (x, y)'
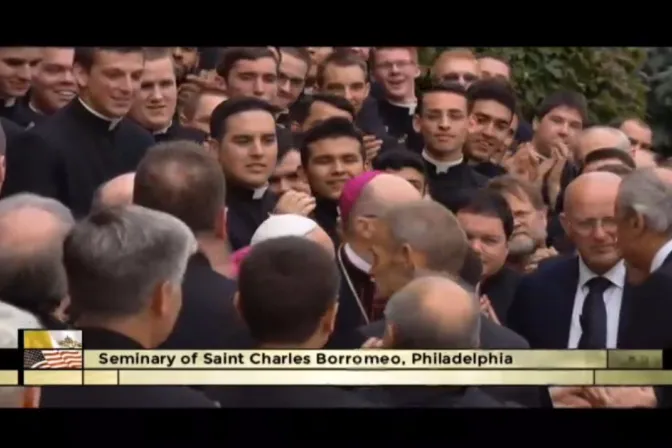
top-left (24, 349), bottom-right (82, 369)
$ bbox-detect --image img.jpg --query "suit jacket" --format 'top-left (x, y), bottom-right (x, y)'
top-left (618, 251), bottom-right (672, 408)
top-left (355, 317), bottom-right (549, 407)
top-left (508, 255), bottom-right (633, 349)
top-left (358, 385), bottom-right (521, 408)
top-left (160, 252), bottom-right (251, 350)
top-left (480, 266), bottom-right (521, 326)
top-left (40, 328), bottom-right (217, 408)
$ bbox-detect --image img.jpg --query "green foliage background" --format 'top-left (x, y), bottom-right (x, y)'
top-left (415, 47), bottom-right (664, 152)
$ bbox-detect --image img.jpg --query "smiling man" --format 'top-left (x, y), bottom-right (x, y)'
top-left (129, 48), bottom-right (207, 144)
top-left (9, 47), bottom-right (77, 128)
top-left (209, 96), bottom-right (279, 250)
top-left (0, 47), bottom-right (42, 124)
top-left (1, 47), bottom-right (155, 216)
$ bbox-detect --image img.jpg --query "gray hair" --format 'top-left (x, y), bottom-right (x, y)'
top-left (0, 301), bottom-right (42, 407)
top-left (63, 205), bottom-right (197, 318)
top-left (582, 126), bottom-right (631, 153)
top-left (0, 194), bottom-right (75, 318)
top-left (384, 200), bottom-right (469, 276)
top-left (384, 272), bottom-right (481, 350)
top-left (617, 168), bottom-right (672, 234)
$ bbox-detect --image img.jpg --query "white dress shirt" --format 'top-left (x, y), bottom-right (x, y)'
top-left (567, 258), bottom-right (626, 349)
top-left (650, 238), bottom-right (672, 273)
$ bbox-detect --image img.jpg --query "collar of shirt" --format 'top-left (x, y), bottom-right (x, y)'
top-left (344, 243), bottom-right (371, 274)
top-left (2, 97), bottom-right (16, 108)
top-left (78, 98), bottom-right (122, 131)
top-left (422, 150), bottom-right (463, 174)
top-left (650, 238), bottom-right (672, 273)
top-left (386, 98), bottom-right (417, 115)
top-left (153, 120), bottom-right (173, 135)
top-left (578, 257), bottom-right (625, 290)
top-left (28, 100), bottom-right (45, 115)
top-left (253, 184), bottom-right (269, 200)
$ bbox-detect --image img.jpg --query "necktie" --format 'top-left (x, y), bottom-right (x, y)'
top-left (578, 277), bottom-right (612, 349)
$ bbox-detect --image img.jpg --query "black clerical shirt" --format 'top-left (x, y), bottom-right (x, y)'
top-left (225, 181), bottom-right (277, 250)
top-left (1, 98), bottom-right (154, 217)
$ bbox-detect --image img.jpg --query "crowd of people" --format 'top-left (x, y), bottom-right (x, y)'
top-left (0, 46), bottom-right (671, 408)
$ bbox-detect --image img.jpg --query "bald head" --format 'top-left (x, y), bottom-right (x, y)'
top-left (349, 173), bottom-right (421, 227)
top-left (577, 126), bottom-right (631, 162)
top-left (0, 194), bottom-right (74, 315)
top-left (93, 172), bottom-right (135, 210)
top-left (384, 275), bottom-right (480, 349)
top-left (564, 171), bottom-right (622, 214)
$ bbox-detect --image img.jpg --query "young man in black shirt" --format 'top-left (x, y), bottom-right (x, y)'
top-left (209, 97), bottom-right (279, 250)
top-left (2, 47), bottom-right (154, 217)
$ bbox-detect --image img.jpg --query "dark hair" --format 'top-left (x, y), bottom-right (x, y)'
top-left (317, 51), bottom-right (368, 87)
top-left (216, 47), bottom-right (277, 80)
top-left (143, 47), bottom-right (173, 61)
top-left (238, 236), bottom-right (339, 344)
top-left (371, 148), bottom-right (427, 178)
top-left (134, 141), bottom-right (225, 234)
top-left (583, 147), bottom-right (636, 171)
top-left (455, 189), bottom-right (514, 239)
top-left (278, 47), bottom-right (312, 71)
top-left (536, 90), bottom-right (588, 124)
top-left (458, 247), bottom-right (482, 288)
top-left (467, 78), bottom-right (516, 118)
top-left (594, 164), bottom-right (633, 177)
top-left (292, 94), bottom-right (356, 125)
top-left (74, 47), bottom-right (144, 71)
top-left (276, 127), bottom-right (296, 162)
top-left (416, 82), bottom-right (467, 116)
top-left (210, 97), bottom-right (277, 141)
top-left (181, 87), bottom-right (227, 123)
top-left (299, 117), bottom-right (365, 168)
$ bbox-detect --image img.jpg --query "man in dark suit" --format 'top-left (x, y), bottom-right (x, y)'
top-left (41, 205), bottom-right (215, 407)
top-left (133, 141), bottom-right (245, 350)
top-left (207, 236), bottom-right (379, 408)
top-left (359, 275), bottom-right (517, 407)
top-left (455, 189), bottom-right (521, 325)
top-left (615, 168), bottom-right (672, 408)
top-left (2, 47), bottom-right (155, 217)
top-left (360, 199), bottom-right (544, 406)
top-left (509, 172), bottom-right (629, 350)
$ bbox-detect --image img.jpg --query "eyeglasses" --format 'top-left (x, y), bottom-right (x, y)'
top-left (572, 217), bottom-right (618, 235)
top-left (440, 72), bottom-right (479, 84)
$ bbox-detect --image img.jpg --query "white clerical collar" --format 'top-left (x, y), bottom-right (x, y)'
top-left (28, 100), bottom-right (45, 116)
top-left (387, 98), bottom-right (417, 115)
top-left (153, 120), bottom-right (173, 135)
top-left (422, 150), bottom-right (463, 174)
top-left (578, 257), bottom-right (625, 290)
top-left (650, 238), bottom-right (672, 273)
top-left (2, 97), bottom-right (16, 108)
top-left (78, 98), bottom-right (122, 131)
top-left (253, 184), bottom-right (269, 200)
top-left (344, 243), bottom-right (371, 274)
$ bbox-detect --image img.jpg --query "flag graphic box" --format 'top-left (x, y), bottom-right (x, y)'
top-left (23, 330), bottom-right (83, 370)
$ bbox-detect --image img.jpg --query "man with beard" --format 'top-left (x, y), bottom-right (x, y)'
top-left (128, 48), bottom-right (207, 144)
top-left (10, 47), bottom-right (76, 128)
top-left (487, 175), bottom-right (556, 272)
top-left (298, 117), bottom-right (366, 245)
top-left (2, 47), bottom-right (154, 217)
top-left (464, 79), bottom-right (516, 178)
top-left (0, 47), bottom-right (42, 124)
top-left (172, 47), bottom-right (200, 86)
